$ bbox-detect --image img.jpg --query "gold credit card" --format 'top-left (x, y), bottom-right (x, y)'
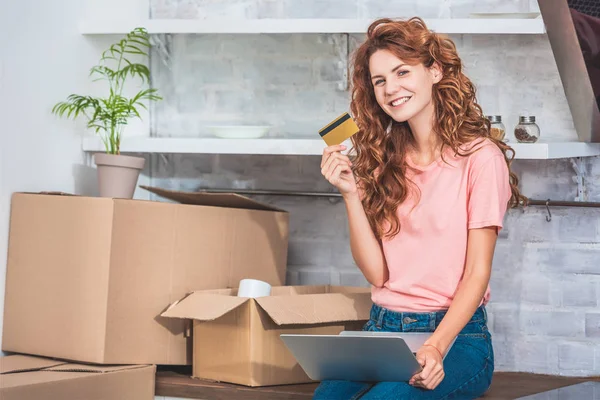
top-left (319, 112), bottom-right (360, 146)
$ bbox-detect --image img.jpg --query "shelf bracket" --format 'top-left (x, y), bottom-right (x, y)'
top-left (570, 157), bottom-right (587, 202)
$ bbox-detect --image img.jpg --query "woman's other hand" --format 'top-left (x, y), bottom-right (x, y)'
top-left (320, 145), bottom-right (357, 197)
top-left (409, 344), bottom-right (445, 390)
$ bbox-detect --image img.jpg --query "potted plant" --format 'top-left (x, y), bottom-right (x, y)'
top-left (52, 27), bottom-right (161, 199)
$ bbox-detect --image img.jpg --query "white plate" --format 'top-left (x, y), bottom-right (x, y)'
top-left (468, 12), bottom-right (541, 19)
top-left (207, 125), bottom-right (271, 139)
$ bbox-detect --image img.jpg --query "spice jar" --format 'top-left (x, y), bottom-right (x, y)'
top-left (487, 115), bottom-right (506, 141)
top-left (514, 115), bottom-right (540, 143)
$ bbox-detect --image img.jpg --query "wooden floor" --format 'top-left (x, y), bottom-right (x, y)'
top-left (156, 368), bottom-right (600, 400)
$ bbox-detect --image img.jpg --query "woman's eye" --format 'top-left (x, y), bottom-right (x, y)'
top-left (374, 79), bottom-right (384, 86)
top-left (398, 70), bottom-right (408, 76)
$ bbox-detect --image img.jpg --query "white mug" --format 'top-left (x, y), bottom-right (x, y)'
top-left (237, 279), bottom-right (272, 298)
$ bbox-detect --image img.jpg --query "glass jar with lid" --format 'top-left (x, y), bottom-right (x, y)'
top-left (514, 115), bottom-right (540, 143)
top-left (486, 115), bottom-right (506, 141)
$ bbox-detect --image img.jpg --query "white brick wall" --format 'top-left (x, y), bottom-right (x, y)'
top-left (147, 0), bottom-right (600, 376)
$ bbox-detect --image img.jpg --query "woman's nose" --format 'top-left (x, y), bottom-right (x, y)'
top-left (385, 77), bottom-right (402, 96)
top-left (385, 81), bottom-right (401, 96)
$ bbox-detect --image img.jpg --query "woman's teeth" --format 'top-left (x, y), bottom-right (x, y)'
top-left (391, 97), bottom-right (411, 107)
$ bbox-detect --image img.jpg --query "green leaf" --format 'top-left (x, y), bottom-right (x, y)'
top-left (124, 44), bottom-right (145, 54)
top-left (51, 27), bottom-right (160, 148)
top-left (128, 38), bottom-right (150, 48)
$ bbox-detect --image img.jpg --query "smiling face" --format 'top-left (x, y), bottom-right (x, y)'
top-left (369, 49), bottom-right (442, 124)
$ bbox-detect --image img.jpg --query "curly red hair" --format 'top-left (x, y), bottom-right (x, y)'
top-left (349, 17), bottom-right (526, 239)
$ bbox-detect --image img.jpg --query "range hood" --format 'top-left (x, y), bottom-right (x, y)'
top-left (539, 0), bottom-right (600, 143)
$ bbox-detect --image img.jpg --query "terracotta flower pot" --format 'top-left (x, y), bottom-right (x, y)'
top-left (94, 153), bottom-right (145, 199)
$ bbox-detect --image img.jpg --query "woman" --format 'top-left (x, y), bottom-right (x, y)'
top-left (315, 17), bottom-right (525, 400)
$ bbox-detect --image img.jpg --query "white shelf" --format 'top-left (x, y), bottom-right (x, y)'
top-left (82, 137), bottom-right (328, 156)
top-left (79, 18), bottom-right (546, 35)
top-left (510, 142), bottom-right (600, 159)
top-left (82, 137), bottom-right (600, 159)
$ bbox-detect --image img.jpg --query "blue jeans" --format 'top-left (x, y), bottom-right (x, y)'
top-left (313, 304), bottom-right (494, 400)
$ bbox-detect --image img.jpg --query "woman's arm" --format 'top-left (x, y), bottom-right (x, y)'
top-left (426, 150), bottom-right (509, 355)
top-left (410, 225), bottom-right (498, 390)
top-left (425, 226), bottom-right (497, 354)
top-left (412, 144), bottom-right (509, 391)
top-left (321, 144), bottom-right (389, 288)
top-left (343, 191), bottom-right (389, 288)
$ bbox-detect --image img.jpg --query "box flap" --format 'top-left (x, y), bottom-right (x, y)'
top-left (255, 291), bottom-right (372, 326)
top-left (0, 355), bottom-right (66, 374)
top-left (161, 291), bottom-right (250, 321)
top-left (14, 191), bottom-right (77, 197)
top-left (37, 191), bottom-right (77, 196)
top-left (0, 355), bottom-right (150, 376)
top-left (43, 364), bottom-right (150, 373)
top-left (140, 185), bottom-right (285, 212)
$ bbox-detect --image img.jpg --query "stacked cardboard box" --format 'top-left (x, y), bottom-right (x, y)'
top-left (1, 186), bottom-right (290, 396)
top-left (1, 355), bottom-right (155, 400)
top-left (1, 185), bottom-right (373, 393)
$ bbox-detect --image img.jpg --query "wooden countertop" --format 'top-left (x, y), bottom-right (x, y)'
top-left (155, 367), bottom-right (600, 400)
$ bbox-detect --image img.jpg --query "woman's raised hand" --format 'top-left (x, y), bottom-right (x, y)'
top-left (320, 145), bottom-right (358, 197)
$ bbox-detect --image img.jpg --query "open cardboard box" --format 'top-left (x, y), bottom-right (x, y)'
top-left (0, 355), bottom-right (155, 400)
top-left (2, 186), bottom-right (289, 365)
top-left (161, 285), bottom-right (373, 386)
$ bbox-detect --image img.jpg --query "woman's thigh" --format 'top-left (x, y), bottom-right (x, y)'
top-left (360, 332), bottom-right (494, 400)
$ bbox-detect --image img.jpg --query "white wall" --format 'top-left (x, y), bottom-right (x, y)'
top-left (0, 0), bottom-right (122, 353)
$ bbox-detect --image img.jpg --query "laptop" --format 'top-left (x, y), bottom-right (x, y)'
top-left (280, 332), bottom-right (455, 383)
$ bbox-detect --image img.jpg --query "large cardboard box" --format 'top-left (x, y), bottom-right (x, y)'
top-left (0, 355), bottom-right (155, 400)
top-left (2, 186), bottom-right (289, 365)
top-left (162, 285), bottom-right (373, 386)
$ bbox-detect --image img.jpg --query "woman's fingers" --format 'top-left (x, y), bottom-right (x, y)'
top-left (416, 356), bottom-right (436, 382)
top-left (322, 153), bottom-right (352, 180)
top-left (421, 368), bottom-right (444, 389)
top-left (413, 366), bottom-right (445, 390)
top-left (325, 161), bottom-right (351, 184)
top-left (432, 371), bottom-right (445, 389)
top-left (322, 144), bottom-right (346, 156)
top-left (321, 145), bottom-right (347, 168)
top-left (321, 153), bottom-right (337, 176)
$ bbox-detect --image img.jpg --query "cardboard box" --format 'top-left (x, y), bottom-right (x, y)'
top-left (0, 354), bottom-right (155, 400)
top-left (2, 186), bottom-right (289, 365)
top-left (162, 285), bottom-right (373, 386)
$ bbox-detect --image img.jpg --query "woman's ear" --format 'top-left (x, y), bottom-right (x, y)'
top-left (430, 62), bottom-right (442, 84)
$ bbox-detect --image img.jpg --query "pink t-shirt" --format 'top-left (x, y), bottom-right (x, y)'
top-left (371, 138), bottom-right (511, 312)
